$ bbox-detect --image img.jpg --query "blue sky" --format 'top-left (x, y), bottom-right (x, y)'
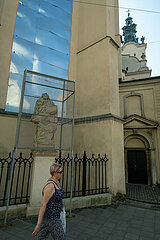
top-left (119, 0), bottom-right (160, 77)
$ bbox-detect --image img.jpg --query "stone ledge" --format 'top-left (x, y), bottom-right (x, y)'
top-left (75, 114), bottom-right (124, 124)
top-left (64, 193), bottom-right (113, 211)
top-left (26, 193), bottom-right (112, 217)
top-left (0, 204), bottom-right (27, 220)
top-left (0, 194), bottom-right (112, 219)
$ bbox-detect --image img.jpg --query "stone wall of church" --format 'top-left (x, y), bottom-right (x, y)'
top-left (74, 117), bottom-right (125, 194)
top-left (68, 0), bottom-right (125, 194)
top-left (119, 77), bottom-right (160, 184)
top-left (155, 86), bottom-right (160, 121)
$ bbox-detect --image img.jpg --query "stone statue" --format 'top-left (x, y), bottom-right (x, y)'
top-left (31, 93), bottom-right (58, 148)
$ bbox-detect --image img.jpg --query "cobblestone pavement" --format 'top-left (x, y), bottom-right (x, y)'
top-left (1, 203), bottom-right (160, 240)
top-left (126, 183), bottom-right (160, 203)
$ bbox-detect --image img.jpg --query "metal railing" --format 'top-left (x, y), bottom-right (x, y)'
top-left (56, 151), bottom-right (109, 198)
top-left (0, 153), bottom-right (33, 207)
top-left (0, 151), bottom-right (109, 207)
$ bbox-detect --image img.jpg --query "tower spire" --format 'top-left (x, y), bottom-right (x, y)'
top-left (122, 11), bottom-right (139, 45)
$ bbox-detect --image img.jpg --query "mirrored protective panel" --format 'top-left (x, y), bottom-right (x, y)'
top-left (45, 0), bottom-right (73, 15)
top-left (6, 73), bottom-right (23, 112)
top-left (14, 5), bottom-right (37, 43)
top-left (37, 14), bottom-right (71, 41)
top-left (39, 1), bottom-right (72, 26)
top-left (36, 29), bottom-right (70, 55)
top-left (21, 0), bottom-right (39, 11)
top-left (34, 44), bottom-right (69, 70)
top-left (6, 0), bottom-right (73, 112)
top-left (10, 53), bottom-right (33, 74)
top-left (32, 60), bottom-right (68, 79)
top-left (12, 36), bottom-right (35, 60)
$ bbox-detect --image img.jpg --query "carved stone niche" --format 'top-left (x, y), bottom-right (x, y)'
top-left (31, 93), bottom-right (58, 149)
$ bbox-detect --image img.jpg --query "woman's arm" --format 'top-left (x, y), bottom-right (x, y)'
top-left (32, 184), bottom-right (55, 237)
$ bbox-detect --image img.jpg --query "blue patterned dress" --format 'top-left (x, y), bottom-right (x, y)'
top-left (37, 180), bottom-right (65, 240)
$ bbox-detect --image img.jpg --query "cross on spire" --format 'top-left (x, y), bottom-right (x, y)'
top-left (127, 9), bottom-right (131, 17)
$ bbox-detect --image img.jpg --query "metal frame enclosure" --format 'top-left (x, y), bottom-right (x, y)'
top-left (4, 69), bottom-right (75, 223)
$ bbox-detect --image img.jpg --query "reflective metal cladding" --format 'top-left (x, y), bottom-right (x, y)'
top-left (6, 0), bottom-right (73, 112)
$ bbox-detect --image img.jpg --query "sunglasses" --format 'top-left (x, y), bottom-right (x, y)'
top-left (56, 170), bottom-right (63, 174)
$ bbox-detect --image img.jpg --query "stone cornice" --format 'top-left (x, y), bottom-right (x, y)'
top-left (75, 113), bottom-right (124, 124)
top-left (119, 76), bottom-right (160, 86)
top-left (0, 109), bottom-right (31, 118)
top-left (0, 109), bottom-right (124, 124)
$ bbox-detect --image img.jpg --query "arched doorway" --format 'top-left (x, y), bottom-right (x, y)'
top-left (124, 134), bottom-right (152, 185)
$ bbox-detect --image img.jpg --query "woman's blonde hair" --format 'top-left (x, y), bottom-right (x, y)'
top-left (50, 163), bottom-right (62, 176)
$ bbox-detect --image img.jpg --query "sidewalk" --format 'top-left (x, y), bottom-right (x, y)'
top-left (126, 183), bottom-right (160, 203)
top-left (0, 202), bottom-right (160, 240)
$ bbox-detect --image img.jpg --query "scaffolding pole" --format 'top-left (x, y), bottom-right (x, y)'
top-left (69, 82), bottom-right (75, 216)
top-left (4, 70), bottom-right (27, 224)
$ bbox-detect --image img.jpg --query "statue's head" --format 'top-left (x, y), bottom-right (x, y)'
top-left (41, 93), bottom-right (49, 100)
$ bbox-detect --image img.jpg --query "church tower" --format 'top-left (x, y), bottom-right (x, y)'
top-left (122, 11), bottom-right (138, 44)
top-left (121, 11), bottom-right (152, 81)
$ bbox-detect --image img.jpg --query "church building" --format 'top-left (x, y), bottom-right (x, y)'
top-left (119, 12), bottom-right (160, 186)
top-left (0, 2), bottom-right (160, 216)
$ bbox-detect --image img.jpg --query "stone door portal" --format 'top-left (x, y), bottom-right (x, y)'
top-left (127, 150), bottom-right (148, 184)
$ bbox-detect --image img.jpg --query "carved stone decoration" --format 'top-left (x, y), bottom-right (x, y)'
top-left (31, 93), bottom-right (58, 148)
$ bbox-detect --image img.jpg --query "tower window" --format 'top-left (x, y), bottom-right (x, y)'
top-left (134, 53), bottom-right (136, 56)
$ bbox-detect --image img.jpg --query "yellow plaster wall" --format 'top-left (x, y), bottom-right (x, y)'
top-left (0, 114), bottom-right (35, 156)
top-left (74, 119), bottom-right (125, 194)
top-left (69, 0), bottom-right (121, 118)
top-left (120, 87), bottom-right (155, 119)
top-left (68, 0), bottom-right (125, 194)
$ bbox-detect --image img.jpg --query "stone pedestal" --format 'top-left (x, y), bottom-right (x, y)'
top-left (26, 151), bottom-right (56, 217)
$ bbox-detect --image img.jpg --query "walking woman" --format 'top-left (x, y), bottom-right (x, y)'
top-left (32, 163), bottom-right (65, 239)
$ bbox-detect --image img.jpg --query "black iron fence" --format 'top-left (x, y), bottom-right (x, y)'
top-left (0, 151), bottom-right (109, 207)
top-left (0, 153), bottom-right (33, 207)
top-left (56, 151), bottom-right (109, 198)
